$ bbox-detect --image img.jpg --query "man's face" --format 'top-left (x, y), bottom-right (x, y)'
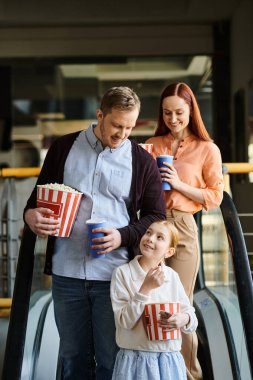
top-left (95, 107), bottom-right (139, 149)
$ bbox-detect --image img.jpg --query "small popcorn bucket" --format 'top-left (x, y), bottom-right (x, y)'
top-left (139, 143), bottom-right (153, 154)
top-left (144, 302), bottom-right (181, 341)
top-left (37, 185), bottom-right (83, 237)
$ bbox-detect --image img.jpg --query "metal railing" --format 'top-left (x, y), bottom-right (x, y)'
top-left (222, 162), bottom-right (253, 192)
top-left (0, 168), bottom-right (40, 300)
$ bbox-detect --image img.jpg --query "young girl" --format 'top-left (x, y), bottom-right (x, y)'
top-left (110, 220), bottom-right (197, 380)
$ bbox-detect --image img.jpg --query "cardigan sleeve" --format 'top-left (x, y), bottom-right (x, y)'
top-left (118, 144), bottom-right (166, 248)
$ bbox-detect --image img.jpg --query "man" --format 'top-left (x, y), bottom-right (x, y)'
top-left (24, 86), bottom-right (166, 380)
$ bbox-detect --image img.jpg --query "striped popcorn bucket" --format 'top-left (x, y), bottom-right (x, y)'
top-left (139, 143), bottom-right (153, 154)
top-left (144, 302), bottom-right (181, 341)
top-left (37, 185), bottom-right (83, 237)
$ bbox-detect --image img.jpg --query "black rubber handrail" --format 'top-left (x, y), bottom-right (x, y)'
top-left (220, 191), bottom-right (253, 376)
top-left (30, 295), bottom-right (52, 379)
top-left (2, 225), bottom-right (37, 380)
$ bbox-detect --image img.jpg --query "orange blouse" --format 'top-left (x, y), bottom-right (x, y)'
top-left (145, 134), bottom-right (224, 214)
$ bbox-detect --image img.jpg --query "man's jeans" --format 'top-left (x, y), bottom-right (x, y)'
top-left (52, 274), bottom-right (118, 380)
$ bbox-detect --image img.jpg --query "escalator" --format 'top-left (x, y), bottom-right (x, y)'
top-left (2, 191), bottom-right (253, 380)
top-left (195, 192), bottom-right (253, 379)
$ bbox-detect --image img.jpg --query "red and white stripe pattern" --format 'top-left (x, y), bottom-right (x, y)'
top-left (37, 185), bottom-right (83, 237)
top-left (144, 302), bottom-right (181, 341)
top-left (139, 143), bottom-right (153, 154)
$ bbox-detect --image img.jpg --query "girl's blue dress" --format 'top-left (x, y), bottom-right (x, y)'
top-left (112, 348), bottom-right (187, 380)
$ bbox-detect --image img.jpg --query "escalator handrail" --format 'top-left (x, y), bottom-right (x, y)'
top-left (2, 225), bottom-right (37, 380)
top-left (220, 191), bottom-right (253, 374)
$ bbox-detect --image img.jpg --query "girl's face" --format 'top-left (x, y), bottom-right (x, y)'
top-left (162, 95), bottom-right (191, 136)
top-left (140, 223), bottom-right (173, 264)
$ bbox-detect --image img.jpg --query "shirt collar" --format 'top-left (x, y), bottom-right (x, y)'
top-left (85, 123), bottom-right (128, 153)
top-left (86, 123), bottom-right (102, 151)
top-left (165, 133), bottom-right (196, 144)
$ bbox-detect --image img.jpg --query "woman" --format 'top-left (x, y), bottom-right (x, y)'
top-left (146, 82), bottom-right (224, 380)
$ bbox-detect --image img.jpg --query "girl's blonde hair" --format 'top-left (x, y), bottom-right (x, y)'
top-left (153, 220), bottom-right (179, 249)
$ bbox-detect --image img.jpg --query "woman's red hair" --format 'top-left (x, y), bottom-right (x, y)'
top-left (154, 82), bottom-right (212, 141)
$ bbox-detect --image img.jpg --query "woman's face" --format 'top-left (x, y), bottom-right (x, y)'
top-left (162, 95), bottom-right (191, 136)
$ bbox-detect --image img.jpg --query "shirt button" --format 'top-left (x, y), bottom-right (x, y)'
top-left (179, 145), bottom-right (183, 148)
top-left (174, 157), bottom-right (177, 160)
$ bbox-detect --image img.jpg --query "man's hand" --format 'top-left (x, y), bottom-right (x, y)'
top-left (25, 208), bottom-right (60, 237)
top-left (91, 228), bottom-right (122, 254)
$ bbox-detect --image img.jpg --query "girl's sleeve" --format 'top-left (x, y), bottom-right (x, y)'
top-left (201, 143), bottom-right (224, 210)
top-left (110, 267), bottom-right (150, 330)
top-left (176, 274), bottom-right (198, 333)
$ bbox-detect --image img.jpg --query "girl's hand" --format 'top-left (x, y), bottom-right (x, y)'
top-left (159, 163), bottom-right (181, 191)
top-left (158, 312), bottom-right (190, 331)
top-left (139, 266), bottom-right (165, 295)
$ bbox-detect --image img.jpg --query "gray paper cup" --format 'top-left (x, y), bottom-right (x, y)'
top-left (156, 155), bottom-right (174, 190)
top-left (86, 218), bottom-right (106, 258)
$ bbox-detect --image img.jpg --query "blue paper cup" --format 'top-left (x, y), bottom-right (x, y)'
top-left (156, 155), bottom-right (174, 190)
top-left (86, 218), bottom-right (106, 258)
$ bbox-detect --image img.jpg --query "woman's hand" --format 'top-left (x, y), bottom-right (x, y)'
top-left (159, 163), bottom-right (182, 190)
top-left (160, 162), bottom-right (205, 204)
top-left (139, 266), bottom-right (165, 295)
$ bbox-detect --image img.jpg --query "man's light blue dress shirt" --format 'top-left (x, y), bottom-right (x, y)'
top-left (52, 125), bottom-right (132, 280)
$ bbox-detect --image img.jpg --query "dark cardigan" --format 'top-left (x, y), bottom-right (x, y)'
top-left (24, 131), bottom-right (166, 275)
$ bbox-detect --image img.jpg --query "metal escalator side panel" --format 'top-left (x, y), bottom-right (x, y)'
top-left (33, 300), bottom-right (60, 380)
top-left (220, 191), bottom-right (253, 375)
top-left (194, 289), bottom-right (235, 380)
top-left (21, 292), bottom-right (52, 379)
top-left (2, 226), bottom-right (36, 380)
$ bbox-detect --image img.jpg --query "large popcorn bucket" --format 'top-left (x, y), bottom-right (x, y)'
top-left (144, 302), bottom-right (181, 341)
top-left (37, 185), bottom-right (83, 237)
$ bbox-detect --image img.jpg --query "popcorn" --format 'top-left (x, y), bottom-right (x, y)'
top-left (37, 183), bottom-right (83, 237)
top-left (38, 183), bottom-right (82, 194)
